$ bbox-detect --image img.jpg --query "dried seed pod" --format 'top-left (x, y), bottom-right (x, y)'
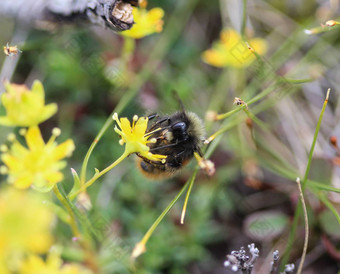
top-left (330, 135), bottom-right (338, 148)
top-left (233, 97), bottom-right (248, 109)
top-left (3, 43), bottom-right (22, 56)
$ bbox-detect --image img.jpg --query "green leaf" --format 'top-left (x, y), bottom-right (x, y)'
top-left (319, 210), bottom-right (340, 239)
top-left (244, 210), bottom-right (289, 241)
top-left (68, 168), bottom-right (81, 200)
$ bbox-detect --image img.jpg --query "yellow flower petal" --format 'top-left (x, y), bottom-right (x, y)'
top-left (53, 140), bottom-right (75, 160)
top-left (31, 80), bottom-right (45, 100)
top-left (120, 118), bottom-right (132, 133)
top-left (44, 171), bottom-right (64, 184)
top-left (13, 175), bottom-right (32, 189)
top-left (134, 117), bottom-right (148, 136)
top-left (26, 126), bottom-right (45, 150)
top-left (1, 154), bottom-right (21, 170)
top-left (0, 117), bottom-right (15, 126)
top-left (202, 49), bottom-right (228, 68)
top-left (148, 8), bottom-right (164, 24)
top-left (249, 37), bottom-right (268, 56)
top-left (220, 29), bottom-right (241, 45)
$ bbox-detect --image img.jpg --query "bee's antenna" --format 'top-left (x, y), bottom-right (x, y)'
top-left (172, 90), bottom-right (185, 112)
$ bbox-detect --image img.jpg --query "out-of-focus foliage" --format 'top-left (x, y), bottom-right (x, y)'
top-left (0, 0), bottom-right (340, 273)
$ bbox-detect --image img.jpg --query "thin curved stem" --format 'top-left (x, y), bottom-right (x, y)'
top-left (296, 178), bottom-right (309, 274)
top-left (53, 185), bottom-right (80, 238)
top-left (282, 89), bottom-right (330, 269)
top-left (71, 151), bottom-right (128, 200)
top-left (241, 0), bottom-right (248, 38)
top-left (181, 166), bottom-right (199, 224)
top-left (132, 170), bottom-right (198, 258)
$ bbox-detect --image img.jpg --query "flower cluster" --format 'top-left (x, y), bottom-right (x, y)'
top-left (20, 251), bottom-right (92, 274)
top-left (224, 244), bottom-right (295, 273)
top-left (1, 126), bottom-right (75, 192)
top-left (224, 243), bottom-right (259, 272)
top-left (0, 81), bottom-right (57, 127)
top-left (0, 188), bottom-right (53, 272)
top-left (0, 188), bottom-right (92, 273)
top-left (113, 113), bottom-right (166, 162)
top-left (121, 1), bottom-right (164, 39)
top-left (202, 28), bottom-right (267, 68)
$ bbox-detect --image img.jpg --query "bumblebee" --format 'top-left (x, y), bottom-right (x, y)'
top-left (137, 111), bottom-right (205, 179)
top-left (3, 43), bottom-right (22, 57)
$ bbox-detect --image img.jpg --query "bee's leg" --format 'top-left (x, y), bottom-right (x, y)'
top-left (147, 116), bottom-right (171, 132)
top-left (196, 147), bottom-right (203, 157)
top-left (148, 113), bottom-right (158, 120)
top-left (149, 140), bottom-right (184, 152)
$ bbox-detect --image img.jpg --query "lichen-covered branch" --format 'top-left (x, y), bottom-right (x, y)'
top-left (0, 0), bottom-right (138, 32)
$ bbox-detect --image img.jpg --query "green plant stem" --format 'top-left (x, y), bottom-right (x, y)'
top-left (259, 153), bottom-right (340, 195)
top-left (281, 89), bottom-right (330, 268)
top-left (244, 109), bottom-right (269, 130)
top-left (286, 78), bottom-right (314, 84)
top-left (214, 84), bottom-right (276, 122)
top-left (54, 184), bottom-right (99, 273)
top-left (302, 88), bottom-right (330, 189)
top-left (53, 185), bottom-right (80, 238)
top-left (317, 191), bottom-right (340, 224)
top-left (296, 178), bottom-right (309, 274)
top-left (180, 168), bottom-right (199, 224)
top-left (70, 151), bottom-right (128, 200)
top-left (241, 0), bottom-right (248, 38)
top-left (136, 170), bottom-right (198, 253)
top-left (216, 104), bottom-right (248, 120)
top-left (308, 181), bottom-right (340, 193)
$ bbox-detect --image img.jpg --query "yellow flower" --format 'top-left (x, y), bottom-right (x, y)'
top-left (0, 81), bottom-right (57, 127)
top-left (1, 126), bottom-right (75, 192)
top-left (0, 188), bottom-right (54, 266)
top-left (202, 29), bottom-right (267, 68)
top-left (121, 6), bottom-right (164, 39)
top-left (113, 113), bottom-right (166, 162)
top-left (20, 250), bottom-right (92, 274)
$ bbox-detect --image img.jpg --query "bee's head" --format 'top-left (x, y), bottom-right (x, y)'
top-left (171, 121), bottom-right (188, 142)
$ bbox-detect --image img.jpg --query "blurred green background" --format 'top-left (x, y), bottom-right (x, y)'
top-left (0, 0), bottom-right (340, 273)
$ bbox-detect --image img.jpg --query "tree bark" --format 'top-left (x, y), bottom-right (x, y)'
top-left (0, 0), bottom-right (138, 32)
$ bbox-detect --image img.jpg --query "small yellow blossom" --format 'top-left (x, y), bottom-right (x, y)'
top-left (1, 126), bottom-right (75, 192)
top-left (0, 81), bottom-right (57, 127)
top-left (113, 113), bottom-right (166, 162)
top-left (202, 29), bottom-right (267, 68)
top-left (20, 250), bottom-right (92, 274)
top-left (121, 6), bottom-right (164, 39)
top-left (0, 188), bottom-right (54, 268)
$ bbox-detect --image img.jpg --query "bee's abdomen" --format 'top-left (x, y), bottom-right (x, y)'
top-left (136, 157), bottom-right (178, 179)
